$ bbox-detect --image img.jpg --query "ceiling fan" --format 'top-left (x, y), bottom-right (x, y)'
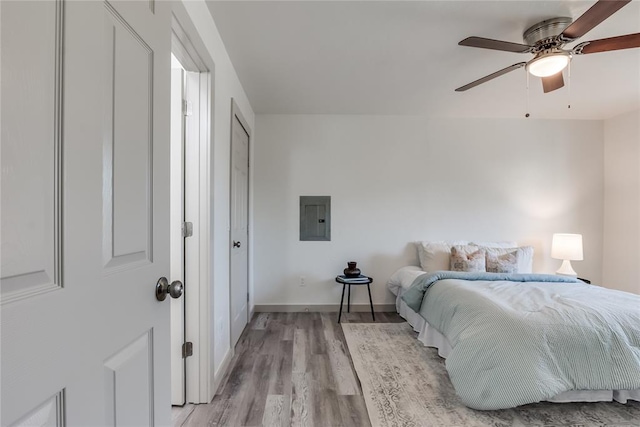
top-left (456, 0), bottom-right (640, 93)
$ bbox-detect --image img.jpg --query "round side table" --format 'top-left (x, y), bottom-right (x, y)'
top-left (335, 275), bottom-right (374, 323)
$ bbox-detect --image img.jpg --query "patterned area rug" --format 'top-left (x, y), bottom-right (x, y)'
top-left (341, 322), bottom-right (640, 427)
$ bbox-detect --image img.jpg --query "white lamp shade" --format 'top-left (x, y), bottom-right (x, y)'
top-left (551, 233), bottom-right (583, 261)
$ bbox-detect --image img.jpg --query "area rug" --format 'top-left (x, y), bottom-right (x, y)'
top-left (341, 322), bottom-right (640, 427)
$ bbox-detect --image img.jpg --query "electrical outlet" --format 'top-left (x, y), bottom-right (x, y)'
top-left (299, 276), bottom-right (306, 287)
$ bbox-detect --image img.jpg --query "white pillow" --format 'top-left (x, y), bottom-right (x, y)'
top-left (480, 246), bottom-right (534, 274)
top-left (470, 241), bottom-right (518, 248)
top-left (416, 241), bottom-right (469, 272)
top-left (387, 266), bottom-right (425, 296)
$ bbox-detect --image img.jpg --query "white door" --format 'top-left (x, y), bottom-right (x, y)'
top-left (230, 114), bottom-right (250, 347)
top-left (1, 1), bottom-right (173, 425)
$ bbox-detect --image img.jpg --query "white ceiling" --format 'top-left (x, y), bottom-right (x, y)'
top-left (207, 1), bottom-right (640, 119)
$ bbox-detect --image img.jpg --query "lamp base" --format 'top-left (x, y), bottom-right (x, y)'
top-left (556, 259), bottom-right (577, 277)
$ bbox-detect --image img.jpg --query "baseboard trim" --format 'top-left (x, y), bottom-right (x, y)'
top-left (211, 347), bottom-right (234, 399)
top-left (254, 304), bottom-right (396, 313)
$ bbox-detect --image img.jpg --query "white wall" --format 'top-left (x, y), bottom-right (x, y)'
top-left (254, 115), bottom-right (604, 307)
top-left (603, 110), bottom-right (640, 294)
top-left (181, 0), bottom-right (255, 396)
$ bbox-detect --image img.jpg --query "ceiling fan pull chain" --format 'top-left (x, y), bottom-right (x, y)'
top-left (567, 59), bottom-right (572, 109)
top-left (525, 70), bottom-right (530, 118)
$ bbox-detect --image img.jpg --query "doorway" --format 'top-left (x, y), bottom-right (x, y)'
top-left (169, 19), bottom-right (211, 405)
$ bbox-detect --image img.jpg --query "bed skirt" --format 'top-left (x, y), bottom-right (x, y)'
top-left (395, 292), bottom-right (640, 405)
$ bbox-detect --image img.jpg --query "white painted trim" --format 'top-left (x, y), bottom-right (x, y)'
top-left (211, 347), bottom-right (234, 396)
top-left (196, 71), bottom-right (211, 405)
top-left (171, 4), bottom-right (212, 405)
top-left (253, 304), bottom-right (397, 313)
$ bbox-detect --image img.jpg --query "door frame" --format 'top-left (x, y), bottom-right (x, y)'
top-left (170, 9), bottom-right (211, 404)
top-left (229, 99), bottom-right (253, 343)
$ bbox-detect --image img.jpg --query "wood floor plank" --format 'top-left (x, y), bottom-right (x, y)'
top-left (291, 372), bottom-right (313, 427)
top-left (182, 398), bottom-right (229, 427)
top-left (307, 354), bottom-right (345, 425)
top-left (218, 341), bottom-right (257, 398)
top-left (282, 312), bottom-right (295, 341)
top-left (292, 328), bottom-right (307, 374)
top-left (326, 338), bottom-right (360, 396)
top-left (239, 354), bottom-right (273, 426)
top-left (311, 387), bottom-right (343, 426)
top-left (309, 317), bottom-right (326, 355)
top-left (320, 313), bottom-right (336, 342)
top-left (261, 394), bottom-right (290, 427)
top-left (268, 340), bottom-right (293, 396)
top-left (260, 325), bottom-right (283, 355)
top-left (253, 312), bottom-right (270, 330)
top-left (295, 312), bottom-right (313, 330)
top-left (172, 404), bottom-right (195, 427)
top-left (308, 353), bottom-right (336, 391)
top-left (337, 395), bottom-right (372, 427)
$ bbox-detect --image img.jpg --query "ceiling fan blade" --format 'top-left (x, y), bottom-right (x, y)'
top-left (459, 37), bottom-right (533, 53)
top-left (541, 72), bottom-right (565, 93)
top-left (561, 0), bottom-right (631, 41)
top-left (455, 62), bottom-right (527, 92)
top-left (575, 33), bottom-right (640, 54)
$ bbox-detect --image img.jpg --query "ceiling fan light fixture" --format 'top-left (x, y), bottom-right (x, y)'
top-left (527, 52), bottom-right (570, 77)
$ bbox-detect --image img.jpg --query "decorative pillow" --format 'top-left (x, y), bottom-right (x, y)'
top-left (416, 241), bottom-right (469, 272)
top-left (450, 246), bottom-right (486, 272)
top-left (486, 251), bottom-right (518, 273)
top-left (479, 246), bottom-right (534, 273)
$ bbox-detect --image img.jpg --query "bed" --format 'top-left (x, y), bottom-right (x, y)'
top-left (387, 241), bottom-right (640, 410)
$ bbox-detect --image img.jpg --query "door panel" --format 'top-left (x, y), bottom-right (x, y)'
top-left (230, 115), bottom-right (249, 347)
top-left (1, 1), bottom-right (172, 425)
top-left (103, 2), bottom-right (153, 269)
top-left (10, 392), bottom-right (64, 427)
top-left (0, 0), bottom-right (62, 303)
top-left (104, 331), bottom-right (153, 426)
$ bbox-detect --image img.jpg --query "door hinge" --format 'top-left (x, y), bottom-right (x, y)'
top-left (182, 100), bottom-right (193, 117)
top-left (182, 221), bottom-right (193, 238)
top-left (247, 292), bottom-right (250, 302)
top-left (182, 342), bottom-right (193, 358)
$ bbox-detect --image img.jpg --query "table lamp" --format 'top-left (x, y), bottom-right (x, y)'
top-left (551, 233), bottom-right (583, 276)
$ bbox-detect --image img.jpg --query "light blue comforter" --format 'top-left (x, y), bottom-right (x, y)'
top-left (401, 272), bottom-right (640, 410)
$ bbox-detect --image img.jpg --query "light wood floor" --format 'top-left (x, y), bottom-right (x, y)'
top-left (172, 311), bottom-right (404, 427)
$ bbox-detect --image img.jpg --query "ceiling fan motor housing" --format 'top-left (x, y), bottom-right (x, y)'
top-left (524, 17), bottom-right (573, 51)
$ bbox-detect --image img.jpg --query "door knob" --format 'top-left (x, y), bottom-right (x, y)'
top-left (155, 277), bottom-right (183, 301)
top-left (233, 241), bottom-right (241, 248)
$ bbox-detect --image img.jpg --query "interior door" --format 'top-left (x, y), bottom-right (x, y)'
top-left (230, 114), bottom-right (250, 347)
top-left (1, 1), bottom-right (173, 425)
